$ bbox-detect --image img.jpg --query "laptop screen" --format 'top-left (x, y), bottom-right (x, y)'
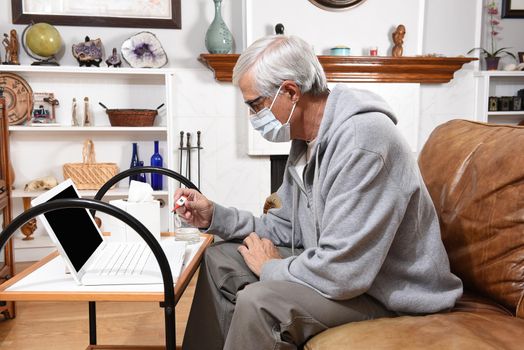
top-left (44, 184), bottom-right (103, 272)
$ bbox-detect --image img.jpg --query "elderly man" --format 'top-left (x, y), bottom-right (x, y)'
top-left (177, 35), bottom-right (462, 350)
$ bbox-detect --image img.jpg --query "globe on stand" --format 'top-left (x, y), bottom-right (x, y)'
top-left (21, 22), bottom-right (62, 66)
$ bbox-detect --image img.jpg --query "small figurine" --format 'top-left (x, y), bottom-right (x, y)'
top-left (83, 96), bottom-right (91, 126)
top-left (392, 24), bottom-right (406, 57)
top-left (8, 29), bottom-right (20, 65)
top-left (71, 97), bottom-right (79, 126)
top-left (21, 219), bottom-right (37, 240)
top-left (24, 175), bottom-right (59, 191)
top-left (106, 48), bottom-right (122, 67)
top-left (72, 36), bottom-right (103, 67)
top-left (2, 30), bottom-right (20, 65)
top-left (43, 94), bottom-right (59, 123)
top-left (2, 33), bottom-right (9, 64)
top-left (275, 23), bottom-right (285, 35)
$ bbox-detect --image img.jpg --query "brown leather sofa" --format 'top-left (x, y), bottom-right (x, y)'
top-left (302, 120), bottom-right (524, 349)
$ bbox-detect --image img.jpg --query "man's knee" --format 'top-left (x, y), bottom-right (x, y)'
top-left (201, 242), bottom-right (258, 300)
top-left (236, 281), bottom-right (281, 313)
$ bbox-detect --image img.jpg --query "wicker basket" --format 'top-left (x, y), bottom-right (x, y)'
top-left (106, 109), bottom-right (157, 127)
top-left (63, 140), bottom-right (119, 190)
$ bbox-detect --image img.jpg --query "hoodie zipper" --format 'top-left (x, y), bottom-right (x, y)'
top-left (288, 144), bottom-right (322, 244)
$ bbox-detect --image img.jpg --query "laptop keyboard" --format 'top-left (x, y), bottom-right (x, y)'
top-left (92, 243), bottom-right (152, 276)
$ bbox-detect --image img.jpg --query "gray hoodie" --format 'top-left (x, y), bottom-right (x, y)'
top-left (208, 85), bottom-right (462, 314)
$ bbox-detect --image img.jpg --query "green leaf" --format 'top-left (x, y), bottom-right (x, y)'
top-left (467, 47), bottom-right (489, 56)
top-left (493, 47), bottom-right (517, 59)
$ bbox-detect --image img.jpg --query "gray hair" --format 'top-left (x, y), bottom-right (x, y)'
top-left (232, 35), bottom-right (328, 97)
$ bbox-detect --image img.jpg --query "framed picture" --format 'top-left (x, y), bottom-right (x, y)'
top-left (308, 0), bottom-right (367, 11)
top-left (11, 0), bottom-right (181, 29)
top-left (30, 92), bottom-right (58, 125)
top-left (501, 0), bottom-right (524, 18)
top-left (518, 52), bottom-right (524, 63)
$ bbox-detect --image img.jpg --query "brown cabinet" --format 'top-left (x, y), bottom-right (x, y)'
top-left (0, 92), bottom-right (15, 319)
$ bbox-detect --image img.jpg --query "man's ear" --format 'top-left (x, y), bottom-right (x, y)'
top-left (281, 80), bottom-right (301, 103)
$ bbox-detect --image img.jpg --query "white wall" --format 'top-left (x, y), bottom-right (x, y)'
top-left (248, 0), bottom-right (422, 56)
top-left (418, 0), bottom-right (481, 149)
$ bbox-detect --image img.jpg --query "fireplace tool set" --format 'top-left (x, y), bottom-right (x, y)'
top-left (178, 131), bottom-right (202, 188)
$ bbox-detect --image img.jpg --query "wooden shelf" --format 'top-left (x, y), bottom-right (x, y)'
top-left (199, 54), bottom-right (477, 84)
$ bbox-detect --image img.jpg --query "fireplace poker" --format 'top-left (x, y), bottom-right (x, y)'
top-left (197, 131), bottom-right (201, 189)
top-left (186, 132), bottom-right (191, 182)
top-left (179, 131), bottom-right (184, 187)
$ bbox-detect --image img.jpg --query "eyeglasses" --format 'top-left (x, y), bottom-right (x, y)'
top-left (244, 95), bottom-right (267, 114)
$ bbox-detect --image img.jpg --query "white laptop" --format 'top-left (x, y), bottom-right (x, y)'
top-left (31, 179), bottom-right (187, 286)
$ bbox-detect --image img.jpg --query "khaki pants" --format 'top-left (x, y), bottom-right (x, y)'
top-left (182, 241), bottom-right (395, 350)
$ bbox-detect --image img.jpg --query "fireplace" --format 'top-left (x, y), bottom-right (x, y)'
top-left (270, 155), bottom-right (288, 193)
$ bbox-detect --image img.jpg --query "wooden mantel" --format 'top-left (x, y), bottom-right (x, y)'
top-left (199, 54), bottom-right (477, 84)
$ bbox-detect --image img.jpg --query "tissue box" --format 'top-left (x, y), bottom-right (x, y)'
top-left (107, 199), bottom-right (161, 242)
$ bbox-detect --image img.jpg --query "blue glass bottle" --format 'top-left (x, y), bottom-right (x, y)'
top-left (137, 161), bottom-right (147, 183)
top-left (150, 140), bottom-right (163, 190)
top-left (129, 142), bottom-right (140, 183)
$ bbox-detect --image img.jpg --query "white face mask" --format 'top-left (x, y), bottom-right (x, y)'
top-left (250, 85), bottom-right (297, 143)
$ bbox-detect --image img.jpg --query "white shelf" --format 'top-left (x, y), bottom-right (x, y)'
top-left (474, 70), bottom-right (524, 124)
top-left (9, 126), bottom-right (168, 132)
top-left (474, 71), bottom-right (524, 77)
top-left (487, 111), bottom-right (524, 116)
top-left (0, 65), bottom-right (176, 76)
top-left (12, 188), bottom-right (169, 199)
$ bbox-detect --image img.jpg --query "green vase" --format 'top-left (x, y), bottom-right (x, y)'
top-left (205, 0), bottom-right (233, 54)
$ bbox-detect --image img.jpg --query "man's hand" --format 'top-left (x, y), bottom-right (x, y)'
top-left (174, 188), bottom-right (214, 228)
top-left (238, 232), bottom-right (282, 277)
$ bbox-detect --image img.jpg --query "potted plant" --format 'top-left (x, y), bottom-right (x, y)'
top-left (468, 1), bottom-right (516, 70)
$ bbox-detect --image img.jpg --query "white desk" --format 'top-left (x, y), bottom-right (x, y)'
top-left (0, 234), bottom-right (213, 349)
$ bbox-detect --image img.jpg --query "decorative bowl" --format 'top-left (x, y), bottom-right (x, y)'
top-left (330, 46), bottom-right (351, 56)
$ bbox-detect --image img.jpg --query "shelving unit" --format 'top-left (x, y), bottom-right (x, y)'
top-left (1, 65), bottom-right (179, 261)
top-left (474, 71), bottom-right (524, 124)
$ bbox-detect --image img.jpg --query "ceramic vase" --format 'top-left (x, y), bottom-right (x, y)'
top-left (485, 56), bottom-right (500, 71)
top-left (205, 0), bottom-right (233, 54)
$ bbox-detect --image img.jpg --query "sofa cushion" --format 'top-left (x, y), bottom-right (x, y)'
top-left (418, 120), bottom-right (524, 315)
top-left (305, 292), bottom-right (518, 349)
top-left (304, 308), bottom-right (524, 350)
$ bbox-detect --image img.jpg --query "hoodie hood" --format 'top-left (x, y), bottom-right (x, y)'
top-left (317, 85), bottom-right (397, 150)
top-left (288, 85), bottom-right (397, 164)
